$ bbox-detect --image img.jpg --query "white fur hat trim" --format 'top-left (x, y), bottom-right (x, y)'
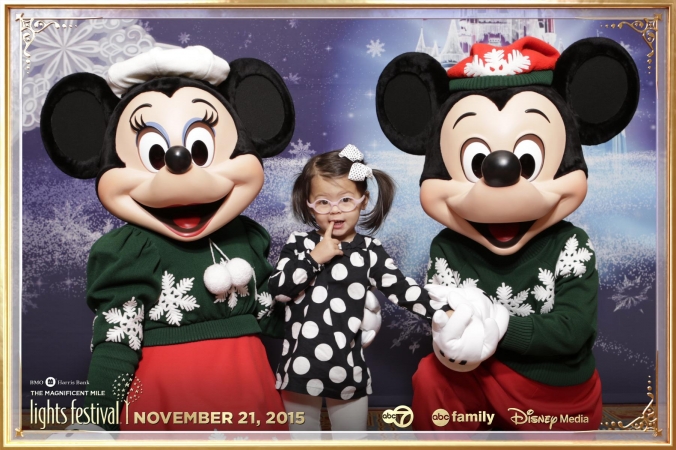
top-left (105, 46), bottom-right (230, 97)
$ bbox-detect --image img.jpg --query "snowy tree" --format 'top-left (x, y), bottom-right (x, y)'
top-left (103, 298), bottom-right (144, 350)
top-left (149, 272), bottom-right (199, 325)
top-left (366, 39), bottom-right (385, 58)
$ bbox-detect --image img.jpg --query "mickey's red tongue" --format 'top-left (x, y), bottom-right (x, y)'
top-left (488, 223), bottom-right (520, 242)
top-left (173, 216), bottom-right (201, 229)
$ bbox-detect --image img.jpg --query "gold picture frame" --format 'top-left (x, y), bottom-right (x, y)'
top-left (1, 0), bottom-right (673, 447)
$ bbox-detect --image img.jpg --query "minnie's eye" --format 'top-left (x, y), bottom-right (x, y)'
top-left (514, 136), bottom-right (544, 181)
top-left (461, 140), bottom-right (491, 183)
top-left (185, 126), bottom-right (215, 167)
top-left (138, 130), bottom-right (168, 172)
top-left (340, 197), bottom-right (352, 203)
top-left (316, 199), bottom-right (330, 206)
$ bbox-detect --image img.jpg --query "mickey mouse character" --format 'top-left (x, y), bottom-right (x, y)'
top-left (40, 46), bottom-right (295, 431)
top-left (376, 37), bottom-right (638, 430)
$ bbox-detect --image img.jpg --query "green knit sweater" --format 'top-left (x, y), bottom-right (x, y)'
top-left (426, 221), bottom-right (598, 386)
top-left (84, 216), bottom-right (283, 429)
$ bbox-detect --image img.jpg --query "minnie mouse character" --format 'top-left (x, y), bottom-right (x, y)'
top-left (40, 46), bottom-right (295, 431)
top-left (376, 37), bottom-right (639, 430)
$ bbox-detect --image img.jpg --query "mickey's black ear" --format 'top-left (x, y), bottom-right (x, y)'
top-left (376, 52), bottom-right (450, 155)
top-left (217, 58), bottom-right (295, 158)
top-left (40, 73), bottom-right (119, 179)
top-left (552, 37), bottom-right (639, 146)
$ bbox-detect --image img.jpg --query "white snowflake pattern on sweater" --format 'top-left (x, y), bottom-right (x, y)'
top-left (103, 298), bottom-right (144, 350)
top-left (149, 271), bottom-right (199, 325)
top-left (432, 233), bottom-right (594, 316)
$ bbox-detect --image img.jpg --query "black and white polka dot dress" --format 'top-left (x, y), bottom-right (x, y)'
top-left (268, 230), bottom-right (440, 401)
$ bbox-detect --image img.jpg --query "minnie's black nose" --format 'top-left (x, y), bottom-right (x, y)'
top-left (165, 146), bottom-right (192, 174)
top-left (481, 150), bottom-right (521, 187)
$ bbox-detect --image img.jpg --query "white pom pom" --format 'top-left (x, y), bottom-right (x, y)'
top-left (226, 258), bottom-right (254, 287)
top-left (204, 263), bottom-right (232, 295)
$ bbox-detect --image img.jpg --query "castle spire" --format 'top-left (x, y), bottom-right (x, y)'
top-left (416, 28), bottom-right (426, 52)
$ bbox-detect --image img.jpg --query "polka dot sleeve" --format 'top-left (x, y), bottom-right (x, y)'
top-left (368, 240), bottom-right (447, 321)
top-left (268, 232), bottom-right (323, 302)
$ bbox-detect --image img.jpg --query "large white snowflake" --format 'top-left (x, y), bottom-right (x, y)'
top-left (22, 19), bottom-right (177, 131)
top-left (288, 19), bottom-right (298, 29)
top-left (103, 298), bottom-right (144, 350)
top-left (556, 235), bottom-right (593, 278)
top-left (531, 269), bottom-right (556, 314)
top-left (463, 49), bottom-right (530, 77)
top-left (366, 39), bottom-right (385, 58)
top-left (490, 283), bottom-right (533, 317)
top-left (428, 257), bottom-right (478, 289)
top-left (178, 32), bottom-right (190, 45)
top-left (283, 73), bottom-right (301, 85)
top-left (149, 272), bottom-right (199, 325)
top-left (612, 275), bottom-right (651, 312)
top-left (255, 291), bottom-right (275, 319)
top-left (288, 138), bottom-right (315, 159)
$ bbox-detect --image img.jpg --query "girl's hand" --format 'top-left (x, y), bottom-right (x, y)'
top-left (310, 221), bottom-right (343, 264)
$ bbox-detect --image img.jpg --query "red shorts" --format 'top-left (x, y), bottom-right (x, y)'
top-left (120, 335), bottom-right (287, 431)
top-left (411, 354), bottom-right (602, 431)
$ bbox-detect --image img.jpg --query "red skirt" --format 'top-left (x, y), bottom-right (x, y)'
top-left (120, 335), bottom-right (288, 431)
top-left (411, 355), bottom-right (602, 431)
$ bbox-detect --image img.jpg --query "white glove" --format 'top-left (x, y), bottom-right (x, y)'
top-left (45, 423), bottom-right (115, 441)
top-left (425, 285), bottom-right (509, 372)
top-left (360, 289), bottom-right (382, 348)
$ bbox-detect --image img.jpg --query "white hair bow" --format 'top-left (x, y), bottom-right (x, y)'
top-left (339, 144), bottom-right (373, 182)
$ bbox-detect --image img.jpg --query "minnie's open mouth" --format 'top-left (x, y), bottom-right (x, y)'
top-left (468, 220), bottom-right (536, 248)
top-left (137, 197), bottom-right (225, 237)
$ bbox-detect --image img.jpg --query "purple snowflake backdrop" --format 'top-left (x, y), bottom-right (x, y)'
top-left (22, 15), bottom-right (657, 408)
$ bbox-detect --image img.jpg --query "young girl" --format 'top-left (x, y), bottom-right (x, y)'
top-left (268, 144), bottom-right (447, 432)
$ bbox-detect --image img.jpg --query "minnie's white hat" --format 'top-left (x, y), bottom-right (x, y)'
top-left (105, 45), bottom-right (230, 97)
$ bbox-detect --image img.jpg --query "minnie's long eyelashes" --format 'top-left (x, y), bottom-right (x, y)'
top-left (202, 109), bottom-right (218, 127)
top-left (130, 114), bottom-right (147, 133)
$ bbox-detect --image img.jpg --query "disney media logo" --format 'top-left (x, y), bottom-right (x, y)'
top-left (381, 405), bottom-right (414, 428)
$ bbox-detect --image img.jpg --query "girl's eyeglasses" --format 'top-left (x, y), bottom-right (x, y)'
top-left (307, 195), bottom-right (365, 214)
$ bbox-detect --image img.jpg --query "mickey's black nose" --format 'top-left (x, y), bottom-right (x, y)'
top-left (481, 150), bottom-right (521, 188)
top-left (165, 146), bottom-right (192, 174)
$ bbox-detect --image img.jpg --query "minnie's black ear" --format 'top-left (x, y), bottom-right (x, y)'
top-left (552, 37), bottom-right (639, 146)
top-left (40, 73), bottom-right (119, 179)
top-left (217, 58), bottom-right (295, 158)
top-left (376, 52), bottom-right (450, 155)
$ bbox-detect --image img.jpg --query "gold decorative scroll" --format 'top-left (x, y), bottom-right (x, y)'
top-left (14, 13), bottom-right (101, 73)
top-left (603, 376), bottom-right (663, 437)
top-left (603, 13), bottom-right (661, 74)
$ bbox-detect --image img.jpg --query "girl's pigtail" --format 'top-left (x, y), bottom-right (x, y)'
top-left (360, 169), bottom-right (396, 233)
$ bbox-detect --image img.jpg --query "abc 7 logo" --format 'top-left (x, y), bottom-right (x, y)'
top-left (381, 405), bottom-right (414, 428)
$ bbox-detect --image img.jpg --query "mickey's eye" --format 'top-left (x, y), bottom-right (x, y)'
top-left (514, 135), bottom-right (544, 181)
top-left (461, 140), bottom-right (490, 183)
top-left (185, 126), bottom-right (215, 167)
top-left (138, 130), bottom-right (168, 172)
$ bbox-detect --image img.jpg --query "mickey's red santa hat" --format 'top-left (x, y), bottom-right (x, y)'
top-left (447, 36), bottom-right (560, 92)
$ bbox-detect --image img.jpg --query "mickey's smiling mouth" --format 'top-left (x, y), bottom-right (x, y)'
top-left (468, 220), bottom-right (536, 248)
top-left (137, 197), bottom-right (225, 237)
